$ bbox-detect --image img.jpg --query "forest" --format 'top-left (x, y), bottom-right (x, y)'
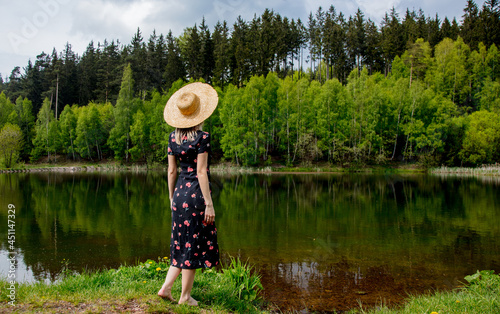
top-left (0, 0), bottom-right (499, 167)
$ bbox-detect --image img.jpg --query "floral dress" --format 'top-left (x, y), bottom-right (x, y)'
top-left (167, 130), bottom-right (219, 269)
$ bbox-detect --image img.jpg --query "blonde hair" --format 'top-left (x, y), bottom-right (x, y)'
top-left (175, 122), bottom-right (204, 144)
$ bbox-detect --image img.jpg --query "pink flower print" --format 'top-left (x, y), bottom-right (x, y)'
top-left (181, 151), bottom-right (186, 155)
top-left (182, 202), bottom-right (188, 209)
top-left (189, 145), bottom-right (192, 148)
top-left (171, 234), bottom-right (173, 238)
top-left (176, 193), bottom-right (179, 197)
top-left (202, 252), bottom-right (206, 255)
top-left (176, 246), bottom-right (180, 250)
top-left (175, 187), bottom-right (178, 191)
top-left (185, 260), bottom-right (191, 267)
top-left (173, 206), bottom-right (177, 211)
top-left (203, 135), bottom-right (207, 139)
top-left (207, 143), bottom-right (210, 147)
top-left (174, 240), bottom-right (178, 245)
top-left (207, 241), bottom-right (211, 245)
top-left (194, 253), bottom-right (198, 256)
top-left (191, 194), bottom-right (196, 198)
top-left (193, 234), bottom-right (197, 238)
top-left (168, 147), bottom-right (172, 153)
top-left (184, 220), bottom-right (190, 227)
top-left (180, 185), bottom-right (183, 189)
top-left (192, 213), bottom-right (196, 216)
top-left (200, 212), bottom-right (204, 215)
top-left (186, 182), bottom-right (191, 188)
top-left (178, 232), bottom-right (181, 236)
top-left (172, 259), bottom-right (177, 265)
top-left (185, 243), bottom-right (191, 248)
top-left (178, 223), bottom-right (182, 227)
top-left (194, 159), bottom-right (197, 163)
top-left (172, 138), bottom-right (176, 142)
top-left (187, 167), bottom-right (194, 172)
top-left (205, 260), bottom-right (212, 267)
top-left (209, 246), bottom-right (214, 250)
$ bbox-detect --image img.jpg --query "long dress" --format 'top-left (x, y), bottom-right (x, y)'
top-left (167, 130), bottom-right (219, 269)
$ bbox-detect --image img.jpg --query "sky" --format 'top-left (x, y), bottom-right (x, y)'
top-left (0, 0), bottom-right (487, 80)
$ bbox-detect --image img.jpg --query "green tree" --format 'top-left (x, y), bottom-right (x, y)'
top-left (0, 123), bottom-right (23, 168)
top-left (212, 21), bottom-right (231, 89)
top-left (108, 64), bottom-right (138, 162)
top-left (0, 92), bottom-right (16, 129)
top-left (59, 105), bottom-right (78, 159)
top-left (164, 31), bottom-right (186, 90)
top-left (14, 97), bottom-right (35, 160)
top-left (31, 98), bottom-right (54, 161)
top-left (459, 110), bottom-right (500, 165)
top-left (129, 109), bottom-right (150, 161)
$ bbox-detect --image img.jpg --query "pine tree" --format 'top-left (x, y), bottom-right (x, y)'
top-left (212, 21), bottom-right (231, 88)
top-left (461, 0), bottom-right (481, 49)
top-left (164, 30), bottom-right (186, 90)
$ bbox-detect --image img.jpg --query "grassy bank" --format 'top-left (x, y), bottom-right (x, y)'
top-left (1, 259), bottom-right (498, 313)
top-left (355, 270), bottom-right (500, 314)
top-left (0, 257), bottom-right (265, 313)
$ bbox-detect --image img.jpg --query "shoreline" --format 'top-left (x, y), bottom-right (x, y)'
top-left (1, 162), bottom-right (500, 176)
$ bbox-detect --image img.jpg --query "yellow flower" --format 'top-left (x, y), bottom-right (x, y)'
top-left (149, 261), bottom-right (153, 264)
top-left (143, 281), bottom-right (147, 283)
top-left (163, 257), bottom-right (168, 260)
top-left (156, 267), bottom-right (161, 271)
top-left (456, 300), bottom-right (460, 303)
top-left (430, 312), bottom-right (439, 314)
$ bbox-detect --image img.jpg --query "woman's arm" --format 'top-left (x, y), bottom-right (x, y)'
top-left (197, 152), bottom-right (215, 224)
top-left (168, 154), bottom-right (177, 207)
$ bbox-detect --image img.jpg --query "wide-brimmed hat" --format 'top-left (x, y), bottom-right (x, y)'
top-left (164, 82), bottom-right (218, 128)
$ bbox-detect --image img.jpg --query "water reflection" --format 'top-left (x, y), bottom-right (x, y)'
top-left (0, 172), bottom-right (499, 312)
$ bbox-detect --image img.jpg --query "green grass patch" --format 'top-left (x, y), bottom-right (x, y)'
top-left (0, 257), bottom-right (265, 313)
top-left (351, 270), bottom-right (500, 314)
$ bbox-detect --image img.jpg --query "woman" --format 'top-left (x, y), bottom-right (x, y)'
top-left (158, 82), bottom-right (220, 306)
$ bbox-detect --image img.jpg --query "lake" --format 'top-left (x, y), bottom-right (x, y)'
top-left (1, 171), bottom-right (499, 312)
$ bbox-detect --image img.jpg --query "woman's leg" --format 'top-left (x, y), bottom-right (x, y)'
top-left (178, 269), bottom-right (197, 305)
top-left (158, 266), bottom-right (181, 301)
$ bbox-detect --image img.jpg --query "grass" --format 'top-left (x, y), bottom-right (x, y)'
top-left (350, 270), bottom-right (500, 314)
top-left (0, 257), bottom-right (265, 313)
top-left (1, 258), bottom-right (498, 314)
top-left (430, 164), bottom-right (500, 176)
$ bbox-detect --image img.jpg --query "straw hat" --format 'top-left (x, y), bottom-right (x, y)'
top-left (164, 82), bottom-right (218, 128)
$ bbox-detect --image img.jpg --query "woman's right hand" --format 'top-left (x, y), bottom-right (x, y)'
top-left (204, 204), bottom-right (215, 224)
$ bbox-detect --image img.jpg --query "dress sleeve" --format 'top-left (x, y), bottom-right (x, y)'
top-left (197, 132), bottom-right (211, 155)
top-left (167, 132), bottom-right (175, 155)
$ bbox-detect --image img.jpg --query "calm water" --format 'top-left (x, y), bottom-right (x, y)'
top-left (1, 171), bottom-right (499, 312)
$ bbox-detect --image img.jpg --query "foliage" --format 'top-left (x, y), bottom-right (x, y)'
top-left (0, 123), bottom-right (23, 167)
top-left (223, 257), bottom-right (264, 302)
top-left (1, 1), bottom-right (500, 167)
top-left (138, 257), bottom-right (170, 280)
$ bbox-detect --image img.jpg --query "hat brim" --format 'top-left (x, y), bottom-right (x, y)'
top-left (164, 82), bottom-right (218, 128)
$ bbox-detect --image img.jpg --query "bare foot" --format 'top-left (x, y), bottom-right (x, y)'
top-left (157, 286), bottom-right (175, 302)
top-left (178, 296), bottom-right (198, 306)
